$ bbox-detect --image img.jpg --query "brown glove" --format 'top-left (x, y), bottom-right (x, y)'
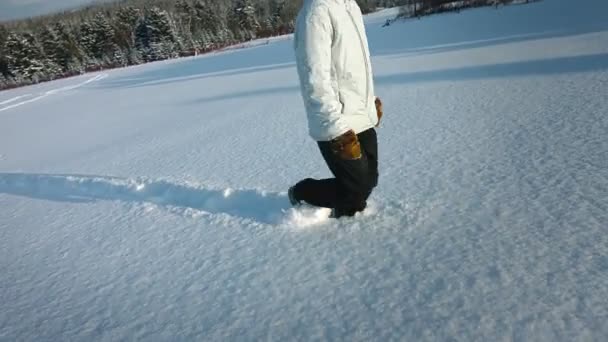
top-left (331, 130), bottom-right (362, 160)
top-left (375, 97), bottom-right (383, 127)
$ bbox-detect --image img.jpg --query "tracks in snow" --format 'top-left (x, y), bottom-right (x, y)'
top-left (0, 74), bottom-right (108, 113)
top-left (0, 173), bottom-right (291, 225)
top-left (0, 173), bottom-right (405, 227)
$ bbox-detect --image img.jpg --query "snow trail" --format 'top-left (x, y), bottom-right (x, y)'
top-left (0, 74), bottom-right (107, 113)
top-left (0, 173), bottom-right (391, 227)
top-left (0, 173), bottom-right (291, 224)
top-left (0, 94), bottom-right (32, 106)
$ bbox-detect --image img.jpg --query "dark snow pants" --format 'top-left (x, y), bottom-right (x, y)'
top-left (293, 128), bottom-right (379, 217)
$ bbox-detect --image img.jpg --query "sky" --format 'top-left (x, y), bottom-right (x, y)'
top-left (0, 0), bottom-right (112, 22)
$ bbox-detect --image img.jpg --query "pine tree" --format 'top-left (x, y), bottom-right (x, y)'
top-left (38, 25), bottom-right (59, 61)
top-left (79, 20), bottom-right (98, 68)
top-left (217, 24), bottom-right (234, 47)
top-left (24, 32), bottom-right (60, 81)
top-left (175, 0), bottom-right (194, 33)
top-left (54, 22), bottom-right (85, 74)
top-left (270, 0), bottom-right (292, 35)
top-left (5, 32), bottom-right (26, 78)
top-left (38, 23), bottom-right (83, 74)
top-left (0, 73), bottom-right (7, 88)
top-left (136, 7), bottom-right (179, 62)
top-left (134, 14), bottom-right (151, 62)
top-left (193, 1), bottom-right (220, 47)
top-left (175, 0), bottom-right (197, 54)
top-left (149, 7), bottom-right (177, 60)
top-left (275, 0), bottom-right (298, 35)
top-left (115, 6), bottom-right (142, 64)
top-left (0, 24), bottom-right (10, 80)
top-left (114, 6), bottom-right (140, 50)
top-left (0, 24), bottom-right (7, 49)
top-left (5, 32), bottom-right (53, 83)
top-left (231, 0), bottom-right (260, 41)
top-left (91, 13), bottom-right (116, 66)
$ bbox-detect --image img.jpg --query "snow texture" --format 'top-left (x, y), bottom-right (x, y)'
top-left (1, 0), bottom-right (607, 340)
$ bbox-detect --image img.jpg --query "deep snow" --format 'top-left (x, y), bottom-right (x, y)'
top-left (1, 0), bottom-right (608, 340)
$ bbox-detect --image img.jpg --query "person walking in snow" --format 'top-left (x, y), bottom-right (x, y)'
top-left (288, 0), bottom-right (383, 218)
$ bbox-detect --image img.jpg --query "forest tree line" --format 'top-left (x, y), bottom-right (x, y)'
top-left (0, 0), bottom-right (534, 90)
top-left (0, 0), bottom-right (404, 90)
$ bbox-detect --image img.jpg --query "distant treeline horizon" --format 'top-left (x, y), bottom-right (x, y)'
top-left (0, 0), bottom-right (533, 91)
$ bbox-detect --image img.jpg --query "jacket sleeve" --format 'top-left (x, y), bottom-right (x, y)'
top-left (295, 6), bottom-right (350, 141)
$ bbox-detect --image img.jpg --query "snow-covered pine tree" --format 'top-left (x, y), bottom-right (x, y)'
top-left (168, 12), bottom-right (185, 56)
top-left (134, 17), bottom-right (150, 62)
top-left (25, 32), bottom-right (60, 81)
top-left (38, 25), bottom-right (60, 64)
top-left (91, 13), bottom-right (117, 67)
top-left (175, 0), bottom-right (194, 33)
top-left (259, 17), bottom-right (273, 37)
top-left (7, 33), bottom-right (27, 80)
top-left (54, 22), bottom-right (86, 74)
top-left (0, 24), bottom-right (9, 83)
top-left (79, 20), bottom-right (100, 70)
top-left (193, 1), bottom-right (220, 47)
top-left (153, 7), bottom-right (178, 60)
top-left (136, 7), bottom-right (179, 62)
top-left (175, 0), bottom-right (198, 55)
top-left (0, 73), bottom-right (7, 89)
top-left (5, 32), bottom-right (54, 83)
top-left (231, 0), bottom-right (260, 41)
top-left (274, 0), bottom-right (298, 35)
top-left (114, 6), bottom-right (141, 64)
top-left (36, 23), bottom-right (78, 76)
top-left (269, 0), bottom-right (291, 35)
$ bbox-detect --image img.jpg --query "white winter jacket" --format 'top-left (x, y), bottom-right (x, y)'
top-left (295, 0), bottom-right (378, 141)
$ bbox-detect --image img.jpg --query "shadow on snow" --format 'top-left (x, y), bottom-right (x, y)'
top-left (0, 173), bottom-right (290, 225)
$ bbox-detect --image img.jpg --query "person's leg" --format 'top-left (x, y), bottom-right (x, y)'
top-left (319, 128), bottom-right (378, 216)
top-left (292, 177), bottom-right (338, 208)
top-left (292, 128), bottom-right (378, 217)
top-left (292, 143), bottom-right (369, 213)
top-left (317, 135), bottom-right (373, 217)
top-left (357, 128), bottom-right (379, 198)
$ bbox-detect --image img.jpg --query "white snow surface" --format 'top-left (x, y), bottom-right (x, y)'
top-left (1, 0), bottom-right (608, 340)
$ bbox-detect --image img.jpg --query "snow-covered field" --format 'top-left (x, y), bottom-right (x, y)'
top-left (1, 0), bottom-right (607, 340)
